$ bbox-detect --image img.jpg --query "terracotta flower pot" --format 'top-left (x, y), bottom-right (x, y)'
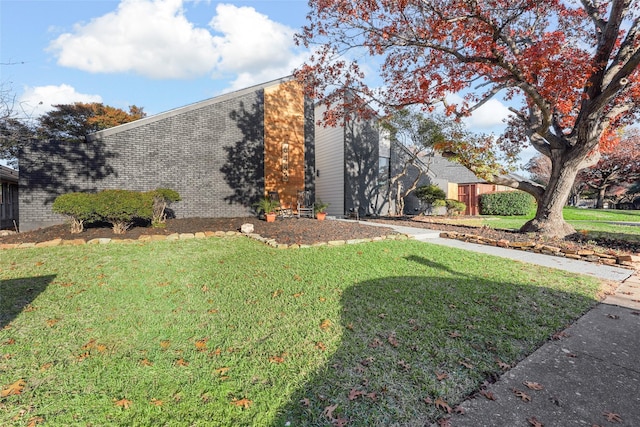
top-left (265, 213), bottom-right (277, 222)
top-left (316, 212), bottom-right (326, 221)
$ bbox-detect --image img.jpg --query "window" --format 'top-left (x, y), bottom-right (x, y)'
top-left (378, 157), bottom-right (390, 185)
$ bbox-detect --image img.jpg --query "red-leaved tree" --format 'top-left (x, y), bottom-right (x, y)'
top-left (578, 128), bottom-right (640, 208)
top-left (295, 0), bottom-right (640, 237)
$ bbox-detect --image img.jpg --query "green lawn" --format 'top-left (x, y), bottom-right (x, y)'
top-left (1, 237), bottom-right (603, 426)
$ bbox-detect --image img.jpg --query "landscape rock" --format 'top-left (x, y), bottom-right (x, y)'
top-left (240, 223), bottom-right (255, 234)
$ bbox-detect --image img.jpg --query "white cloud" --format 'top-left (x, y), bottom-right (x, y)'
top-left (47, 0), bottom-right (304, 83)
top-left (464, 98), bottom-right (513, 129)
top-left (19, 84), bottom-right (103, 118)
top-left (445, 93), bottom-right (513, 131)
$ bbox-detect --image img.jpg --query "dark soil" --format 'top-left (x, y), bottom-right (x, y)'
top-left (367, 216), bottom-right (640, 255)
top-left (0, 217), bottom-right (400, 247)
top-left (1, 216), bottom-right (638, 255)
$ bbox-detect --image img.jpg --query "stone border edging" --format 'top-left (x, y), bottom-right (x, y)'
top-left (439, 230), bottom-right (637, 269)
top-left (0, 230), bottom-right (408, 251)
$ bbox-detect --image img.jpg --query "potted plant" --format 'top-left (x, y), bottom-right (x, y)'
top-left (254, 197), bottom-right (280, 222)
top-left (314, 200), bottom-right (329, 221)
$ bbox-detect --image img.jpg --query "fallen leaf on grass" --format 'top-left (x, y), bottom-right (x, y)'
top-left (459, 360), bottom-right (474, 369)
top-left (1, 378), bottom-right (26, 397)
top-left (496, 360), bottom-right (511, 371)
top-left (40, 362), bottom-right (53, 371)
top-left (150, 398), bottom-right (163, 406)
top-left (369, 338), bottom-right (383, 348)
top-left (114, 398), bottom-right (132, 409)
top-left (3, 338), bottom-right (16, 345)
top-left (230, 398), bottom-right (252, 409)
top-left (388, 334), bottom-right (399, 347)
top-left (208, 308), bottom-right (219, 314)
top-left (348, 389), bottom-right (364, 401)
top-left (175, 358), bottom-right (189, 366)
top-left (195, 339), bottom-right (208, 351)
top-left (333, 417), bottom-right (348, 427)
top-left (160, 340), bottom-right (171, 350)
top-left (527, 416), bottom-right (543, 427)
top-left (26, 416), bottom-right (44, 427)
top-left (46, 318), bottom-right (60, 327)
top-left (140, 359), bottom-right (153, 366)
top-left (513, 388), bottom-right (532, 402)
top-left (320, 319), bottom-right (332, 330)
top-left (76, 351), bottom-right (91, 362)
top-left (398, 360), bottom-right (411, 371)
top-left (300, 398), bottom-right (310, 407)
top-left (436, 372), bottom-right (448, 381)
top-left (272, 289), bottom-right (283, 298)
top-left (448, 331), bottom-right (462, 338)
top-left (269, 354), bottom-right (285, 364)
top-left (323, 404), bottom-right (338, 419)
top-left (435, 397), bottom-right (452, 414)
top-left (315, 342), bottom-right (327, 351)
top-left (603, 412), bottom-right (623, 423)
top-left (214, 367), bottom-right (230, 375)
top-left (523, 381), bottom-right (544, 390)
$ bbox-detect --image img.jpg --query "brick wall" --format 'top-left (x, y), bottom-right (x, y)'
top-left (19, 89), bottom-right (268, 231)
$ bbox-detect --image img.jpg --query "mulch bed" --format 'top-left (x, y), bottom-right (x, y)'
top-left (367, 217), bottom-right (640, 255)
top-left (0, 217), bottom-right (400, 247)
top-left (1, 215), bottom-right (638, 256)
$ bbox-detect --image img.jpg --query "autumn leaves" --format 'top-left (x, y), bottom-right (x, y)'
top-left (0, 238), bottom-right (605, 425)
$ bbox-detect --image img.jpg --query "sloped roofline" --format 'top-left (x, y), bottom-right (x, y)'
top-left (88, 75), bottom-right (294, 141)
top-left (0, 164), bottom-right (18, 183)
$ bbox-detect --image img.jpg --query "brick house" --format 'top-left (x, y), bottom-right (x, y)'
top-left (17, 76), bottom-right (488, 231)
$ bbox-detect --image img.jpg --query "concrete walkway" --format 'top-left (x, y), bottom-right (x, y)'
top-left (356, 220), bottom-right (640, 426)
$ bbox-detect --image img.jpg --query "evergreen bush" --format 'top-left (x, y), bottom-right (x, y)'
top-left (479, 191), bottom-right (535, 216)
top-left (52, 192), bottom-right (99, 233)
top-left (148, 188), bottom-right (181, 227)
top-left (93, 190), bottom-right (153, 234)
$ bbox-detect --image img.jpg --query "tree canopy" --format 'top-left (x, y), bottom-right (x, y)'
top-left (295, 0), bottom-right (640, 237)
top-left (37, 102), bottom-right (146, 141)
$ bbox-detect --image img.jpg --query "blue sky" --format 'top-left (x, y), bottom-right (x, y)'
top-left (1, 0), bottom-right (515, 161)
top-left (1, 0), bottom-right (312, 117)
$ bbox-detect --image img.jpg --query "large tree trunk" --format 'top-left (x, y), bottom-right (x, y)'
top-left (520, 151), bottom-right (581, 238)
top-left (596, 187), bottom-right (607, 209)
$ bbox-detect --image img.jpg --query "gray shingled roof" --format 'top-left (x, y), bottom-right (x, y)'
top-left (423, 153), bottom-right (484, 184)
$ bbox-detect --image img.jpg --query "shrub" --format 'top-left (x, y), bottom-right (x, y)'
top-left (414, 185), bottom-right (446, 205)
top-left (52, 192), bottom-right (99, 233)
top-left (93, 190), bottom-right (153, 234)
top-left (479, 191), bottom-right (535, 216)
top-left (148, 188), bottom-right (181, 227)
top-left (444, 199), bottom-right (466, 216)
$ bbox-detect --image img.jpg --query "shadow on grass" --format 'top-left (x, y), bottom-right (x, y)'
top-left (271, 263), bottom-right (596, 426)
top-left (0, 275), bottom-right (56, 329)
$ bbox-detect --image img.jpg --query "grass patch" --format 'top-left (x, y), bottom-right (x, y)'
top-left (1, 237), bottom-right (603, 425)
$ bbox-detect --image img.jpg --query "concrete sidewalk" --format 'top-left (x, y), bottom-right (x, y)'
top-left (356, 220), bottom-right (640, 426)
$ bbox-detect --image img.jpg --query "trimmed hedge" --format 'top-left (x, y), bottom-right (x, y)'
top-left (414, 185), bottom-right (446, 205)
top-left (52, 192), bottom-right (100, 234)
top-left (479, 191), bottom-right (535, 216)
top-left (94, 190), bottom-right (153, 234)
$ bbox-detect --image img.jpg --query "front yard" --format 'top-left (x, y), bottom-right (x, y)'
top-left (1, 237), bottom-right (603, 426)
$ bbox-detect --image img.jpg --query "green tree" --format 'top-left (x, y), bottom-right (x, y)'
top-left (295, 0), bottom-right (640, 237)
top-left (37, 102), bottom-right (145, 141)
top-left (379, 109), bottom-right (446, 215)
